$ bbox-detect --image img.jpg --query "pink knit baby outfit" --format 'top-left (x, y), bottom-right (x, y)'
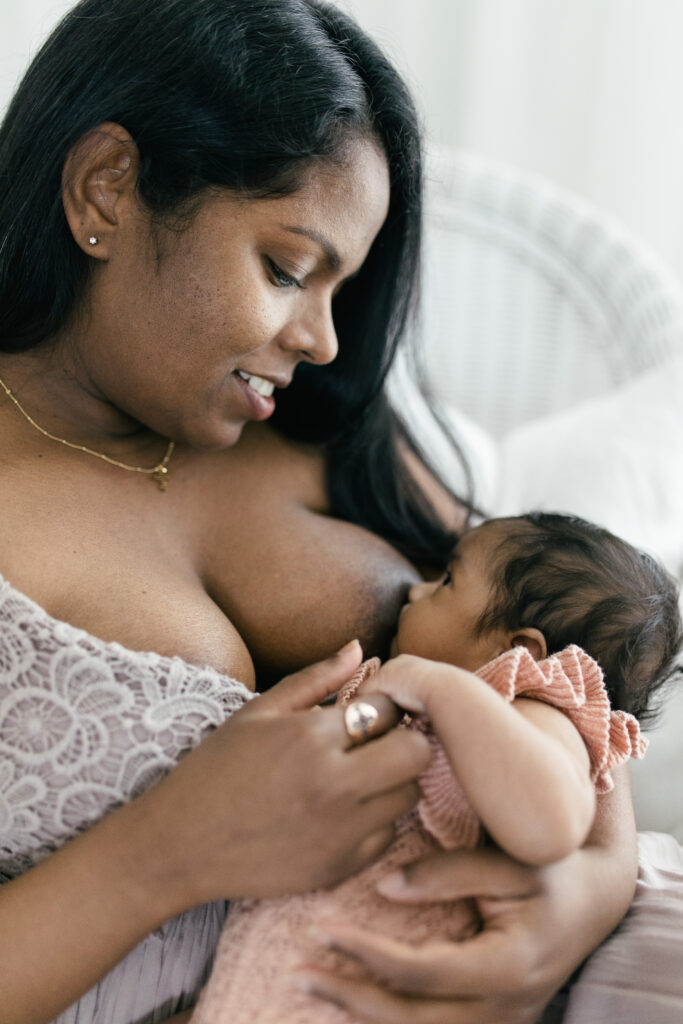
top-left (191, 645), bottom-right (646, 1024)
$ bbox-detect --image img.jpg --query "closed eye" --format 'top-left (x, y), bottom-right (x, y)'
top-left (441, 570), bottom-right (452, 587)
top-left (265, 257), bottom-right (304, 289)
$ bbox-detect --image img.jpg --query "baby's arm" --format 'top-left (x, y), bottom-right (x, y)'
top-left (365, 654), bottom-right (596, 866)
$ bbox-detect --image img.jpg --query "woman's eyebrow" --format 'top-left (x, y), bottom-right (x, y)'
top-left (279, 224), bottom-right (341, 271)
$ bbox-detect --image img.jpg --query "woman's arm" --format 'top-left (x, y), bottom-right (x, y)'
top-left (368, 654), bottom-right (596, 865)
top-left (0, 646), bottom-right (430, 1024)
top-left (294, 764), bottom-right (637, 1024)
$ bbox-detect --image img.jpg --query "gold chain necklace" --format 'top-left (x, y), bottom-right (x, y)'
top-left (0, 374), bottom-right (175, 491)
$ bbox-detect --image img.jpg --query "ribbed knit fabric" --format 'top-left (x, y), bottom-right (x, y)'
top-left (191, 646), bottom-right (646, 1024)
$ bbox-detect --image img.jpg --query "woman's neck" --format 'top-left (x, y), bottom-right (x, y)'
top-left (0, 342), bottom-right (160, 457)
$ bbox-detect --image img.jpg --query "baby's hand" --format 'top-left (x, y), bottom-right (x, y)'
top-left (359, 654), bottom-right (459, 717)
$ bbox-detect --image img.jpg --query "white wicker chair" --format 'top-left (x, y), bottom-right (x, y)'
top-left (418, 149), bottom-right (683, 438)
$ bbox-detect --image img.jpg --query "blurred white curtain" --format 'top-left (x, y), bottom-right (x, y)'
top-left (0, 0), bottom-right (74, 103)
top-left (338, 0), bottom-right (683, 280)
top-left (3, 0), bottom-right (683, 277)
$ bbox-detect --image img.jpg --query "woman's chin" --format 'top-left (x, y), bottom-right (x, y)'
top-left (181, 417), bottom-right (249, 452)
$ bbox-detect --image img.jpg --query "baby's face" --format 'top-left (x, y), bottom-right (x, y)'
top-left (393, 523), bottom-right (507, 671)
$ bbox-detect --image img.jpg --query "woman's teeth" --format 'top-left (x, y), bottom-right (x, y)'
top-left (235, 370), bottom-right (275, 397)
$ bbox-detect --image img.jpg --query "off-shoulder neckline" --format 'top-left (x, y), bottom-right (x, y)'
top-left (0, 571), bottom-right (249, 688)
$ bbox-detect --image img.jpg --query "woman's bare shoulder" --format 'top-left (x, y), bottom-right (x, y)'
top-left (216, 422), bottom-right (330, 510)
top-left (211, 422), bottom-right (468, 525)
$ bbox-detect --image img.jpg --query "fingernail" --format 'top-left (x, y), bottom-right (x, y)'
top-left (376, 871), bottom-right (409, 897)
top-left (337, 639), bottom-right (360, 656)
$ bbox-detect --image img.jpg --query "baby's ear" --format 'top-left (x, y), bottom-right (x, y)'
top-left (509, 627), bottom-right (547, 661)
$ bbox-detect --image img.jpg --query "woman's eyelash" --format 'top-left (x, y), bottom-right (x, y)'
top-left (442, 570), bottom-right (452, 586)
top-left (265, 257), bottom-right (303, 289)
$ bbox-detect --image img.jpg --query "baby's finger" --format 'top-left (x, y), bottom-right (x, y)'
top-left (358, 654), bottom-right (435, 714)
top-left (292, 968), bottom-right (479, 1024)
top-left (376, 847), bottom-right (542, 903)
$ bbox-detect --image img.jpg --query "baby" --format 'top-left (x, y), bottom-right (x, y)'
top-left (192, 512), bottom-right (682, 1024)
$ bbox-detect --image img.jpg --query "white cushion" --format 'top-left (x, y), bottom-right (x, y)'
top-left (494, 354), bottom-right (683, 579)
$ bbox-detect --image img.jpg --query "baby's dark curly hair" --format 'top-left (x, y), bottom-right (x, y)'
top-left (476, 512), bottom-right (683, 722)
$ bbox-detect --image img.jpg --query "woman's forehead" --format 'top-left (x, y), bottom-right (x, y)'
top-left (208, 141), bottom-right (390, 268)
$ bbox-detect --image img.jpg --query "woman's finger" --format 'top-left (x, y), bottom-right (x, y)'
top-left (347, 726), bottom-right (431, 795)
top-left (348, 826), bottom-right (398, 874)
top-left (245, 640), bottom-right (364, 715)
top-left (375, 846), bottom-right (542, 903)
top-left (306, 922), bottom-right (534, 997)
top-left (356, 781), bottom-right (421, 836)
top-left (292, 969), bottom-right (480, 1024)
top-left (338, 695), bottom-right (402, 751)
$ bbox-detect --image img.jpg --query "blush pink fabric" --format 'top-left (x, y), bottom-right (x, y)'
top-left (191, 646), bottom-right (646, 1024)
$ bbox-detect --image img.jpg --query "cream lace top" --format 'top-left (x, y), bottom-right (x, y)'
top-left (0, 574), bottom-right (252, 1023)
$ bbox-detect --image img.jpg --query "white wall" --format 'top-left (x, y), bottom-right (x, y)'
top-left (3, 0), bottom-right (683, 279)
top-left (336, 0), bottom-right (683, 282)
top-left (0, 0), bottom-right (74, 106)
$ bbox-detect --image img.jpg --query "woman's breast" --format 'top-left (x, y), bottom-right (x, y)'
top-left (0, 487), bottom-right (257, 686)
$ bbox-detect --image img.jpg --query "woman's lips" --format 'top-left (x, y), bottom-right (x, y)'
top-left (232, 370), bottom-right (276, 420)
top-left (234, 369), bottom-right (276, 397)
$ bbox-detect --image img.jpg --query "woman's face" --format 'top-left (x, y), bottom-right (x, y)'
top-left (80, 139), bottom-right (390, 447)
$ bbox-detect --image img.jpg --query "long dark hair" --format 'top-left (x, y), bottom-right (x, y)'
top-left (0, 0), bottom-right (470, 565)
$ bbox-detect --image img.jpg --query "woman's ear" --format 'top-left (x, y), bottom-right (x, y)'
top-left (61, 122), bottom-right (140, 259)
top-left (509, 627), bottom-right (547, 661)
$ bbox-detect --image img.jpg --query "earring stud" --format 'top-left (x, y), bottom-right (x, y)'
top-left (88, 236), bottom-right (98, 246)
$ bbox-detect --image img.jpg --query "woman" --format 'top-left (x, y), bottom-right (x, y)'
top-left (0, 1), bottom-right (637, 1022)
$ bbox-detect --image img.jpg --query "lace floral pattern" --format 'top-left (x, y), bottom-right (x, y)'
top-left (0, 575), bottom-right (252, 882)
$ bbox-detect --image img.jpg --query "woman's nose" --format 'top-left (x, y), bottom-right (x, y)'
top-left (280, 297), bottom-right (339, 366)
top-left (408, 579), bottom-right (439, 603)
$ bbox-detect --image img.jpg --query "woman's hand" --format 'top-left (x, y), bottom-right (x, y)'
top-left (137, 641), bottom-right (431, 913)
top-left (294, 849), bottom-right (564, 1023)
top-left (293, 773), bottom-right (638, 1023)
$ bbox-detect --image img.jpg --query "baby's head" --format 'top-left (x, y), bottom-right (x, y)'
top-left (394, 512), bottom-right (682, 720)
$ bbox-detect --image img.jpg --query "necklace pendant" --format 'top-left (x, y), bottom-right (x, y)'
top-left (153, 465), bottom-right (169, 491)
